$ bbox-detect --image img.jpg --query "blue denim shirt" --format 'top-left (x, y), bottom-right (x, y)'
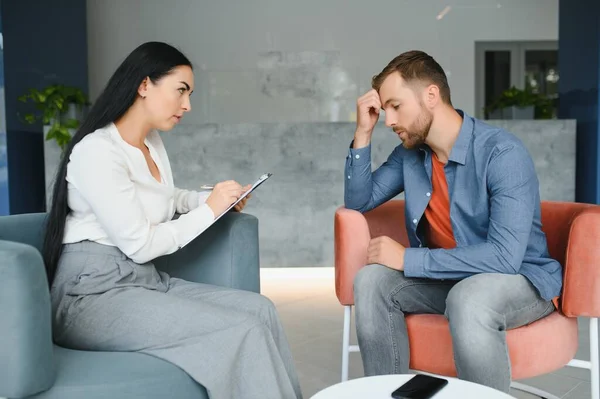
top-left (344, 110), bottom-right (562, 301)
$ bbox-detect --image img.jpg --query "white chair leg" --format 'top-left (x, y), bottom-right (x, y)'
top-left (591, 318), bottom-right (599, 399)
top-left (510, 381), bottom-right (561, 399)
top-left (341, 305), bottom-right (352, 382)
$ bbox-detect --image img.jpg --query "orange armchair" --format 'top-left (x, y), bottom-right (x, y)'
top-left (334, 200), bottom-right (600, 399)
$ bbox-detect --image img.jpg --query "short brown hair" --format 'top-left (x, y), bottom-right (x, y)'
top-left (372, 50), bottom-right (452, 105)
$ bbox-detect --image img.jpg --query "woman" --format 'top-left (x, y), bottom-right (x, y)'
top-left (44, 41), bottom-right (302, 399)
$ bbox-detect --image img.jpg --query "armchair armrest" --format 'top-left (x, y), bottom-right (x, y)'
top-left (562, 207), bottom-right (600, 317)
top-left (334, 200), bottom-right (409, 305)
top-left (154, 212), bottom-right (260, 294)
top-left (334, 207), bottom-right (370, 305)
top-left (0, 241), bottom-right (55, 398)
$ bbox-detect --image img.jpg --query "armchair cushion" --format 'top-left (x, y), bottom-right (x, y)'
top-left (406, 312), bottom-right (578, 380)
top-left (29, 347), bottom-right (206, 399)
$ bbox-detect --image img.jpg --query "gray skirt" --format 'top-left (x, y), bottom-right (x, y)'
top-left (50, 241), bottom-right (302, 399)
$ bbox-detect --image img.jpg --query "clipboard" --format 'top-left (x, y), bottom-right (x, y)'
top-left (179, 173), bottom-right (273, 248)
top-left (216, 172), bottom-right (272, 222)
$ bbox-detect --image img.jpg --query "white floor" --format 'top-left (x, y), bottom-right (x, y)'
top-left (260, 267), bottom-right (596, 399)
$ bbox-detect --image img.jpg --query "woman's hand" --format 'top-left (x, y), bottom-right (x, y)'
top-left (233, 185), bottom-right (252, 212)
top-left (205, 180), bottom-right (244, 217)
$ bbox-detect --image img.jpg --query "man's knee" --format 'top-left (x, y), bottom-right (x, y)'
top-left (445, 274), bottom-right (503, 326)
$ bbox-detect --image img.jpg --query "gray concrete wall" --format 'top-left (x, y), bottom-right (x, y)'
top-left (44, 119), bottom-right (576, 267)
top-left (86, 0), bottom-right (558, 120)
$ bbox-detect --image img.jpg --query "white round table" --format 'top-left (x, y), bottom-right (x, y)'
top-left (311, 375), bottom-right (516, 398)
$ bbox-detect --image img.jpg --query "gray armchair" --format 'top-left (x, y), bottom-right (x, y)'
top-left (0, 212), bottom-right (260, 399)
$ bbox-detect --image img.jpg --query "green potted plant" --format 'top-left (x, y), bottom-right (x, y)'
top-left (484, 86), bottom-right (553, 120)
top-left (18, 84), bottom-right (89, 150)
top-left (18, 84), bottom-right (90, 207)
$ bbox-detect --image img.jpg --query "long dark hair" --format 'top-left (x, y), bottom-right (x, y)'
top-left (43, 41), bottom-right (192, 284)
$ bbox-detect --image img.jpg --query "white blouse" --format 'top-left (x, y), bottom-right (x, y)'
top-left (63, 122), bottom-right (215, 264)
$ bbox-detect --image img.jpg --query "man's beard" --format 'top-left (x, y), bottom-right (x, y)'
top-left (394, 106), bottom-right (433, 149)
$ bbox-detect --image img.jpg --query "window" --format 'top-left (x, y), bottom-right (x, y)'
top-left (475, 41), bottom-right (558, 119)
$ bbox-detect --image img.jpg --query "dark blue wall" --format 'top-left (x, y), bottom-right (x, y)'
top-left (0, 3), bottom-right (3, 82)
top-left (0, 1), bottom-right (9, 216)
top-left (1, 0), bottom-right (88, 214)
top-left (558, 0), bottom-right (600, 204)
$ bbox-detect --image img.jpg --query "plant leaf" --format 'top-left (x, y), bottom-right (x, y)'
top-left (24, 114), bottom-right (37, 124)
top-left (63, 118), bottom-right (79, 129)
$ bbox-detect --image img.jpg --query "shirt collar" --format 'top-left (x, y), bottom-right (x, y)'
top-left (448, 109), bottom-right (473, 166)
top-left (418, 109), bottom-right (474, 165)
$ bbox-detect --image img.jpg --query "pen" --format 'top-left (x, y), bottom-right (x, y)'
top-left (200, 185), bottom-right (214, 190)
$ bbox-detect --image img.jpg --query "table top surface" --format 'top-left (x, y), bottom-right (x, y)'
top-left (311, 374), bottom-right (515, 399)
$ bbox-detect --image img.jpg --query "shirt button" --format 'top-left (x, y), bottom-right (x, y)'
top-left (412, 219), bottom-right (418, 224)
top-left (426, 192), bottom-right (431, 197)
top-left (347, 175), bottom-right (351, 179)
top-left (355, 154), bottom-right (360, 159)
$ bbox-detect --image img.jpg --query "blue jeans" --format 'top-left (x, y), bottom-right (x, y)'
top-left (353, 264), bottom-right (555, 393)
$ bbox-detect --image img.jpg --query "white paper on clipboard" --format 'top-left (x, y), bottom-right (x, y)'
top-left (179, 173), bottom-right (272, 248)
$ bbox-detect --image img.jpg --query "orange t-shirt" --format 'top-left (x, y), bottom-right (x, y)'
top-left (423, 153), bottom-right (560, 310)
top-left (424, 153), bottom-right (456, 250)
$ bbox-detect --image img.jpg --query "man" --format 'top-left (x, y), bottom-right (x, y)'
top-left (345, 50), bottom-right (562, 393)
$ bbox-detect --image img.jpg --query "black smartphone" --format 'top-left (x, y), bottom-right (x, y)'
top-left (391, 374), bottom-right (448, 399)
